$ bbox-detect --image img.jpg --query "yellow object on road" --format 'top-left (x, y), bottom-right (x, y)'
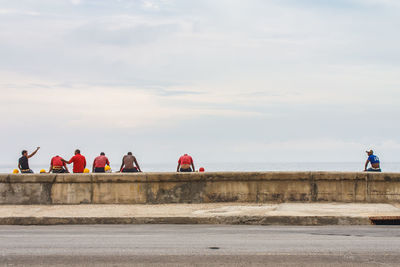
top-left (13, 169), bottom-right (19, 174)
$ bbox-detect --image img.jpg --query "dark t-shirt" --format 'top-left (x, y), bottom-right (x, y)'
top-left (19, 156), bottom-right (29, 170)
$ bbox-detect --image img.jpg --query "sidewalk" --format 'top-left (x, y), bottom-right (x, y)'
top-left (1, 203), bottom-right (400, 225)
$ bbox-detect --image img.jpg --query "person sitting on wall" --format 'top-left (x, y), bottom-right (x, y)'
top-left (92, 152), bottom-right (110, 173)
top-left (18, 147), bottom-right (40, 174)
top-left (63, 149), bottom-right (86, 173)
top-left (49, 155), bottom-right (69, 173)
top-left (119, 152), bottom-right (142, 173)
top-left (177, 153), bottom-right (195, 172)
top-left (364, 150), bottom-right (381, 172)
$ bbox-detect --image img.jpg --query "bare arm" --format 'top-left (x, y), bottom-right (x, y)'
top-left (133, 157), bottom-right (142, 172)
top-left (92, 160), bottom-right (96, 172)
top-left (28, 147), bottom-right (40, 159)
top-left (18, 162), bottom-right (21, 170)
top-left (64, 163), bottom-right (69, 173)
top-left (120, 157), bottom-right (125, 172)
top-left (364, 160), bottom-right (369, 171)
top-left (48, 164), bottom-right (53, 173)
top-left (191, 162), bottom-right (195, 172)
top-left (177, 163), bottom-right (180, 172)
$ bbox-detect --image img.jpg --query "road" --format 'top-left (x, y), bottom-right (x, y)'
top-left (1, 225), bottom-right (400, 266)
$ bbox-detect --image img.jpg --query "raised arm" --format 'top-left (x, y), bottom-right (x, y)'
top-left (28, 147), bottom-right (40, 159)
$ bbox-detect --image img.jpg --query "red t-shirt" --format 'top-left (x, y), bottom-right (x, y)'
top-left (67, 154), bottom-right (86, 173)
top-left (178, 154), bottom-right (193, 165)
top-left (51, 156), bottom-right (66, 167)
top-left (93, 155), bottom-right (110, 168)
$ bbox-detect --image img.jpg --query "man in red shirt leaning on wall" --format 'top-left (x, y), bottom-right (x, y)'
top-left (177, 153), bottom-right (195, 172)
top-left (63, 149), bottom-right (86, 173)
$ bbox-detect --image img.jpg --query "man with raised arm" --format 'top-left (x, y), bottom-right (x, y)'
top-left (177, 153), bottom-right (195, 172)
top-left (18, 147), bottom-right (40, 174)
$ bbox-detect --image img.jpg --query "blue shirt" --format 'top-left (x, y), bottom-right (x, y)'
top-left (368, 155), bottom-right (380, 164)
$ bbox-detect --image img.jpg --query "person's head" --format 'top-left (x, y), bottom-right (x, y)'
top-left (127, 152), bottom-right (132, 156)
top-left (75, 149), bottom-right (80, 155)
top-left (366, 150), bottom-right (374, 156)
top-left (100, 152), bottom-right (105, 156)
top-left (21, 150), bottom-right (27, 156)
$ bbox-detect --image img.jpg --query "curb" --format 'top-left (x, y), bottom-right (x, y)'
top-left (0, 216), bottom-right (371, 226)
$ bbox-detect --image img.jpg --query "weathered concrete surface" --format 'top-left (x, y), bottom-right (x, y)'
top-left (1, 172), bottom-right (400, 204)
top-left (0, 203), bottom-right (399, 225)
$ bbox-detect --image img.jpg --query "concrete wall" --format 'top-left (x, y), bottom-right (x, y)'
top-left (1, 172), bottom-right (400, 204)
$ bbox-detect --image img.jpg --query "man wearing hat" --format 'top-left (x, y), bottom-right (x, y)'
top-left (364, 150), bottom-right (381, 172)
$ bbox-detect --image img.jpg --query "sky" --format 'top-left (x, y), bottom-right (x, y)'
top-left (0, 0), bottom-right (399, 167)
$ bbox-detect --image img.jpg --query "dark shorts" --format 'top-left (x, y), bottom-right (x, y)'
top-left (122, 168), bottom-right (138, 173)
top-left (52, 168), bottom-right (66, 173)
top-left (94, 167), bottom-right (105, 173)
top-left (180, 168), bottom-right (192, 172)
top-left (367, 168), bottom-right (382, 172)
top-left (21, 169), bottom-right (33, 174)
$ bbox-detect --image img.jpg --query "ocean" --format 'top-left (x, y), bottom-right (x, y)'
top-left (2, 162), bottom-right (400, 174)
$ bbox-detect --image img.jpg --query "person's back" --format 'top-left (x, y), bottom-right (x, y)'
top-left (18, 155), bottom-right (30, 172)
top-left (50, 155), bottom-right (68, 173)
top-left (18, 147), bottom-right (40, 174)
top-left (177, 153), bottom-right (195, 172)
top-left (69, 153), bottom-right (86, 173)
top-left (93, 152), bottom-right (110, 173)
top-left (120, 152), bottom-right (142, 172)
top-left (123, 155), bottom-right (135, 169)
top-left (365, 150), bottom-right (381, 172)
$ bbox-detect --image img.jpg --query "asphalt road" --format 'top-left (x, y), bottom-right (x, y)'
top-left (1, 225), bottom-right (400, 266)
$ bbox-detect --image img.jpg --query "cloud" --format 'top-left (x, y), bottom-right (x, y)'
top-left (0, 0), bottom-right (399, 165)
top-left (0, 72), bottom-right (262, 132)
top-left (142, 1), bottom-right (159, 10)
top-left (0, 8), bottom-right (40, 16)
top-left (70, 0), bottom-right (82, 6)
top-left (351, 0), bottom-right (400, 8)
top-left (70, 15), bottom-right (183, 46)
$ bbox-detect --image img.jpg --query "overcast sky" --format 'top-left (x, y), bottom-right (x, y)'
top-left (1, 0), bottom-right (399, 166)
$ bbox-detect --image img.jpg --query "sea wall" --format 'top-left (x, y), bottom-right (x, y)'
top-left (1, 172), bottom-right (400, 204)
